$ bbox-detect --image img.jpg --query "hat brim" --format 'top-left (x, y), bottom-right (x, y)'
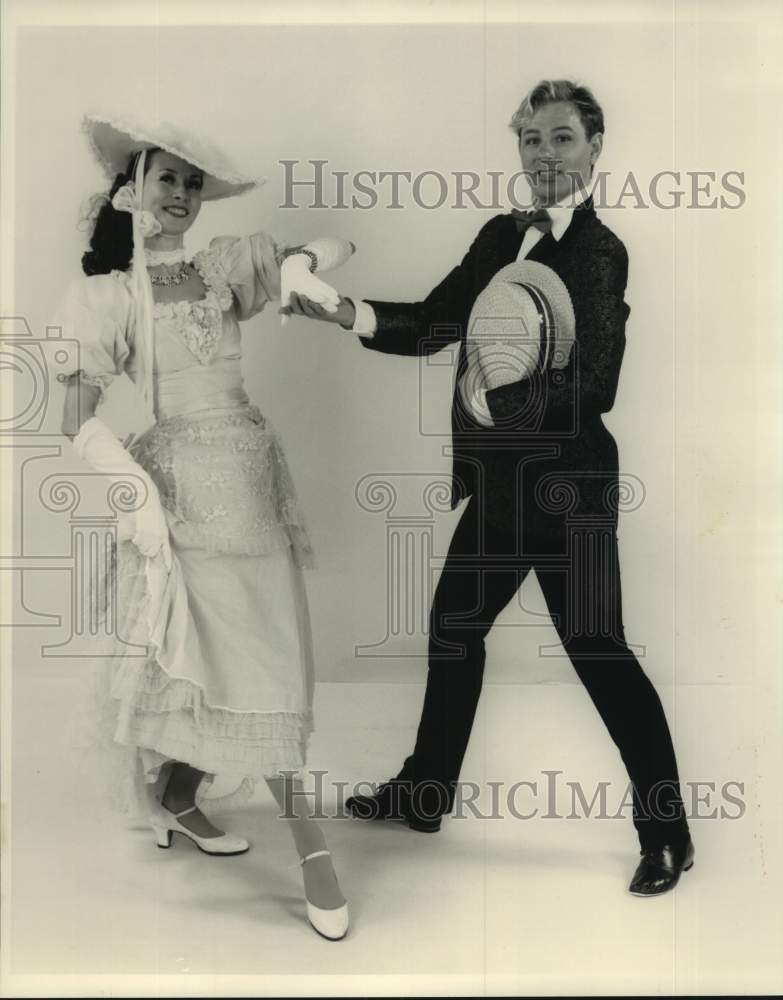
top-left (83, 113), bottom-right (264, 201)
top-left (492, 261), bottom-right (575, 366)
top-left (469, 261), bottom-right (576, 372)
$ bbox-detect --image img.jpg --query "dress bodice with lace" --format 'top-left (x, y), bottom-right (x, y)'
top-left (61, 231), bottom-right (281, 420)
top-left (59, 230), bottom-right (313, 565)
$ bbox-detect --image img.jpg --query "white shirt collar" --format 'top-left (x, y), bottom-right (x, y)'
top-left (534, 182), bottom-right (591, 242)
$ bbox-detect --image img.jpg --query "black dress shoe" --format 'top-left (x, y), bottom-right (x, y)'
top-left (628, 837), bottom-right (695, 896)
top-left (345, 780), bottom-right (442, 833)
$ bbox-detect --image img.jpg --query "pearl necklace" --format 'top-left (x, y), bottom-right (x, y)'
top-left (146, 247), bottom-right (191, 286)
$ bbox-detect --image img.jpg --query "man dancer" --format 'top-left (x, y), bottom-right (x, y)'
top-left (284, 80), bottom-right (694, 895)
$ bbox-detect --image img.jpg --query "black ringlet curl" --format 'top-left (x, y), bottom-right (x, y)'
top-left (81, 148), bottom-right (159, 276)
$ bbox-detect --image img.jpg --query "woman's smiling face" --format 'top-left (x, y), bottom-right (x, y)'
top-left (141, 150), bottom-right (204, 235)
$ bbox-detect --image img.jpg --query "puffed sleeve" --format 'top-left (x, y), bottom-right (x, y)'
top-left (59, 274), bottom-right (133, 404)
top-left (209, 231), bottom-right (282, 322)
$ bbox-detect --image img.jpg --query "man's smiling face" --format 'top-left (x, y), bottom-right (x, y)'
top-left (518, 101), bottom-right (603, 206)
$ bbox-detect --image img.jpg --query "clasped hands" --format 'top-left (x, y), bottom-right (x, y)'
top-left (278, 253), bottom-right (356, 329)
top-left (279, 291), bottom-right (356, 329)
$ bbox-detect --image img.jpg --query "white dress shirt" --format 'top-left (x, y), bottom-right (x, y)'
top-left (459, 185), bottom-right (590, 423)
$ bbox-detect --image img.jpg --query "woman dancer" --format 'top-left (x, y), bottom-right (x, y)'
top-left (59, 114), bottom-right (352, 940)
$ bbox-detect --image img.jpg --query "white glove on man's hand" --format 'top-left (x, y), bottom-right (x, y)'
top-left (280, 253), bottom-right (341, 325)
top-left (73, 417), bottom-right (172, 571)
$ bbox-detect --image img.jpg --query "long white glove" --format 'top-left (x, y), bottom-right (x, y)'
top-left (72, 416), bottom-right (172, 571)
top-left (280, 237), bottom-right (355, 325)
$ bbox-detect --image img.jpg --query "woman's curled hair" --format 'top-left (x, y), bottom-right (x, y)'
top-left (81, 149), bottom-right (156, 276)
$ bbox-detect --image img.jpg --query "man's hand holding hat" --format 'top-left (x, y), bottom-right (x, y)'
top-left (460, 261), bottom-right (575, 427)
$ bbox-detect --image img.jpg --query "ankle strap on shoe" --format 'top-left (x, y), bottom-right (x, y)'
top-left (174, 805), bottom-right (198, 819)
top-left (300, 850), bottom-right (331, 866)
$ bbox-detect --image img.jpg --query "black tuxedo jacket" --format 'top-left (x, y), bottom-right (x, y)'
top-left (360, 198), bottom-right (631, 542)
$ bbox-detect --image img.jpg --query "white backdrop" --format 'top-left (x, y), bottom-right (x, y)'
top-left (4, 4), bottom-right (783, 996)
top-left (10, 15), bottom-right (772, 689)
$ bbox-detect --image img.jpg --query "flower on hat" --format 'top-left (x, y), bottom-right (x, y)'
top-left (111, 182), bottom-right (137, 214)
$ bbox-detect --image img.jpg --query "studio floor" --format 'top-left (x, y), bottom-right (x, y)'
top-left (5, 664), bottom-right (782, 997)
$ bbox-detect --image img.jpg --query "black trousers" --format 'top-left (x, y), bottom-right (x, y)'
top-left (397, 495), bottom-right (690, 851)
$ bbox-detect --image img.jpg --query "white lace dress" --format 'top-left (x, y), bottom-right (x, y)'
top-left (61, 232), bottom-right (315, 811)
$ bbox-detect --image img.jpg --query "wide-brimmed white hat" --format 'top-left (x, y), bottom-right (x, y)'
top-left (82, 112), bottom-right (264, 200)
top-left (80, 113), bottom-right (263, 429)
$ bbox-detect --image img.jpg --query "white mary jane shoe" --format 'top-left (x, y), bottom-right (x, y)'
top-left (300, 850), bottom-right (350, 941)
top-left (150, 804), bottom-right (250, 856)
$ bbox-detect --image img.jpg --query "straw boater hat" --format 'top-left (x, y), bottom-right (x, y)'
top-left (81, 113), bottom-right (264, 427)
top-left (462, 261), bottom-right (576, 427)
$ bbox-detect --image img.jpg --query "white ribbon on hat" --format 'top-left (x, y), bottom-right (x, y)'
top-left (111, 182), bottom-right (162, 239)
top-left (110, 150), bottom-right (160, 429)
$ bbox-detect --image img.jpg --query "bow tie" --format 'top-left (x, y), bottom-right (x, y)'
top-left (511, 207), bottom-right (552, 235)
